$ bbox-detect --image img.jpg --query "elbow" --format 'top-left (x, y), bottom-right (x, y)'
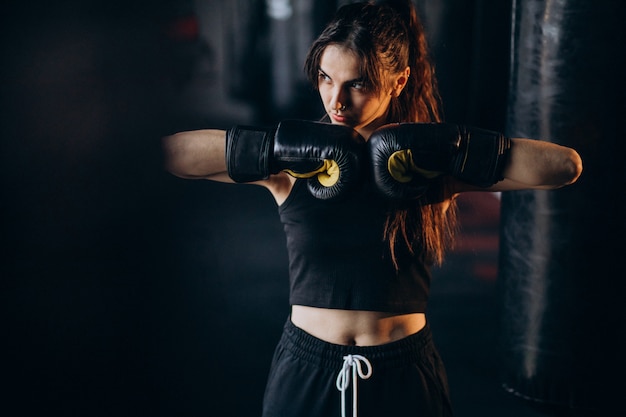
top-left (527, 147), bottom-right (583, 190)
top-left (562, 148), bottom-right (583, 186)
top-left (547, 148), bottom-right (583, 189)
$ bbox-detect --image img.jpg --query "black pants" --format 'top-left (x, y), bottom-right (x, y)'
top-left (262, 318), bottom-right (453, 417)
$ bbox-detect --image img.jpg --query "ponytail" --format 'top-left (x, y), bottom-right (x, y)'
top-left (378, 0), bottom-right (454, 267)
top-left (381, 0), bottom-right (443, 123)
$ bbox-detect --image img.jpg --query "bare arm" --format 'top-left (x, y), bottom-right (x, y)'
top-left (161, 129), bottom-right (295, 204)
top-left (454, 138), bottom-right (583, 193)
top-left (162, 129), bottom-right (232, 182)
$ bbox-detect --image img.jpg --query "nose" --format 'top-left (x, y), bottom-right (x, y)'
top-left (329, 87), bottom-right (347, 111)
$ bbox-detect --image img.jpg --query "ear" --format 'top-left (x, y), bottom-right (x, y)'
top-left (392, 66), bottom-right (411, 97)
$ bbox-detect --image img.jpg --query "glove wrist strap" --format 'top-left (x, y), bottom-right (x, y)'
top-left (455, 127), bottom-right (512, 187)
top-left (226, 125), bottom-right (275, 182)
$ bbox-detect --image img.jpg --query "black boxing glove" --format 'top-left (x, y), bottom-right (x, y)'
top-left (368, 123), bottom-right (511, 199)
top-left (226, 119), bottom-right (366, 200)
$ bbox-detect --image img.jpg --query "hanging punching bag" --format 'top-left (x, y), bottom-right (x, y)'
top-left (498, 0), bottom-right (626, 413)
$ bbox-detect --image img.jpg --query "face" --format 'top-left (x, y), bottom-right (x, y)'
top-left (317, 44), bottom-right (408, 139)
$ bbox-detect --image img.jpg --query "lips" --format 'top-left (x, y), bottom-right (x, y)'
top-left (330, 113), bottom-right (347, 123)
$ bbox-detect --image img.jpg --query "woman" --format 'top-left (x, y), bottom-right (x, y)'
top-left (162, 1), bottom-right (582, 416)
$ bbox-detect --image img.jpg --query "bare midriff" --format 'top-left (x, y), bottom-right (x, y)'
top-left (290, 305), bottom-right (427, 346)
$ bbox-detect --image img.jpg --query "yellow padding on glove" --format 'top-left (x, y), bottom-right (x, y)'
top-left (388, 150), bottom-right (442, 183)
top-left (284, 159), bottom-right (340, 187)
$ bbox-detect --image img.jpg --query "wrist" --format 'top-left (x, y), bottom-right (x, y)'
top-left (225, 125), bottom-right (275, 182)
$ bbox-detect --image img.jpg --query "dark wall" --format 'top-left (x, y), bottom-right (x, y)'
top-left (1, 2), bottom-right (187, 415)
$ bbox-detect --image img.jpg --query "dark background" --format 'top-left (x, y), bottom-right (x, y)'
top-left (1, 1), bottom-right (616, 416)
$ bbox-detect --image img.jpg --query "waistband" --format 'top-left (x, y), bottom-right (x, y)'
top-left (279, 317), bottom-right (434, 370)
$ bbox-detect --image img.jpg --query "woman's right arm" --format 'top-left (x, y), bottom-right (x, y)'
top-left (162, 129), bottom-right (232, 182)
top-left (162, 121), bottom-right (368, 203)
top-left (162, 129), bottom-right (295, 204)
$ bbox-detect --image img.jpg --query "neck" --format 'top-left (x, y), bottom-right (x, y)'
top-left (358, 112), bottom-right (392, 141)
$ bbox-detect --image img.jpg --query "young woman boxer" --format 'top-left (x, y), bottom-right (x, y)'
top-left (162, 1), bottom-right (582, 415)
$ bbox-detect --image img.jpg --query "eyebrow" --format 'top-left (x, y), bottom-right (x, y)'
top-left (318, 67), bottom-right (364, 85)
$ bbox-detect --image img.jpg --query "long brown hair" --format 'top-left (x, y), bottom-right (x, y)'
top-left (304, 0), bottom-right (457, 266)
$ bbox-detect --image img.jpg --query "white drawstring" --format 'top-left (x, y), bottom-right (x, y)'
top-left (335, 354), bottom-right (373, 417)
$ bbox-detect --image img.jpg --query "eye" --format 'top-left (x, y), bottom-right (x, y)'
top-left (350, 81), bottom-right (365, 90)
top-left (318, 71), bottom-right (331, 83)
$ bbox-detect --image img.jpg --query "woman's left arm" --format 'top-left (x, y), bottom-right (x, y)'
top-left (454, 138), bottom-right (583, 193)
top-left (500, 138), bottom-right (582, 190)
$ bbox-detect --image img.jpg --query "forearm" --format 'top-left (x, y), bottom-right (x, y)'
top-left (503, 138), bottom-right (583, 188)
top-left (162, 129), bottom-right (229, 179)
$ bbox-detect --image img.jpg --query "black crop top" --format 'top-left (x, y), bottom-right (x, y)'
top-left (278, 179), bottom-right (431, 313)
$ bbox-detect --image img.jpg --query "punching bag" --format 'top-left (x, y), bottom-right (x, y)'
top-left (498, 0), bottom-right (626, 413)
